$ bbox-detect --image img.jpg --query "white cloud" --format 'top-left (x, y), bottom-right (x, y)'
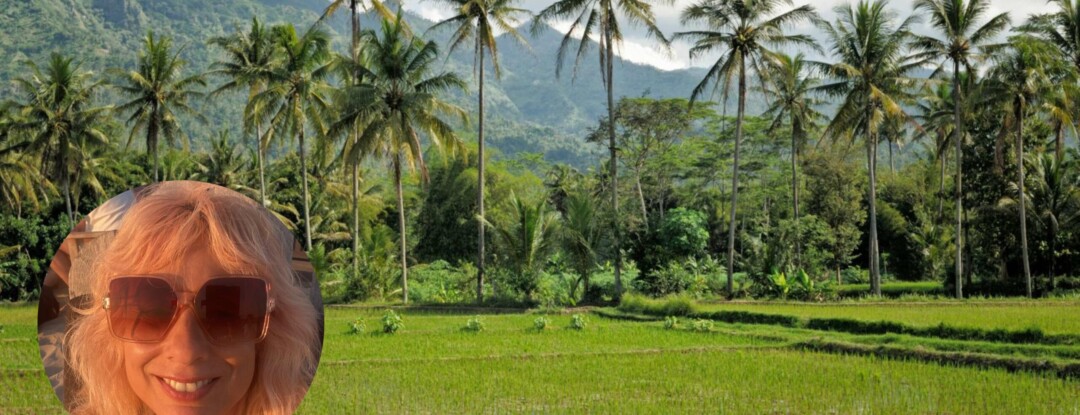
top-left (401, 0), bottom-right (1063, 71)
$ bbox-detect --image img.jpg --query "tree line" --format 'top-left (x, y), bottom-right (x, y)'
top-left (3, 0), bottom-right (1080, 304)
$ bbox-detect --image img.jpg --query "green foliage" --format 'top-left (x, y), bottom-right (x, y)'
top-left (663, 316), bottom-right (679, 330)
top-left (347, 318), bottom-right (365, 335)
top-left (691, 319), bottom-right (714, 332)
top-left (617, 293), bottom-right (695, 317)
top-left (804, 150), bottom-right (866, 283)
top-left (532, 316), bottom-right (550, 331)
top-left (463, 315), bottom-right (485, 333)
top-left (381, 309), bottom-right (403, 334)
top-left (408, 260), bottom-right (476, 304)
top-left (568, 314), bottom-right (587, 330)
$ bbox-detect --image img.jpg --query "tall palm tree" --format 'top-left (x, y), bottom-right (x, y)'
top-left (761, 52), bottom-right (823, 269)
top-left (987, 35), bottom-right (1065, 298)
top-left (1024, 0), bottom-right (1080, 71)
top-left (1023, 150), bottom-right (1080, 289)
top-left (208, 17), bottom-right (279, 205)
top-left (327, 15), bottom-right (467, 303)
top-left (429, 0), bottom-right (531, 304)
top-left (675, 0), bottom-right (819, 295)
top-left (249, 24), bottom-right (333, 251)
top-left (0, 105), bottom-right (50, 217)
top-left (533, 0), bottom-right (670, 300)
top-left (113, 31), bottom-right (205, 182)
top-left (912, 0), bottom-right (1009, 299)
top-left (316, 0), bottom-right (398, 291)
top-left (10, 53), bottom-right (109, 224)
top-left (815, 0), bottom-right (924, 296)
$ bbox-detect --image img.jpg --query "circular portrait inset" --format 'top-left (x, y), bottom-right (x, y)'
top-left (36, 181), bottom-right (323, 415)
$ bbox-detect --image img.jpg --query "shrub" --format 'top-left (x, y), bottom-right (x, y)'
top-left (568, 314), bottom-right (587, 330)
top-left (464, 315), bottom-right (485, 332)
top-left (617, 293), bottom-right (695, 317)
top-left (663, 316), bottom-right (679, 330)
top-left (381, 309), bottom-right (403, 334)
top-left (691, 319), bottom-right (714, 332)
top-left (347, 318), bottom-right (365, 335)
top-left (533, 316), bottom-right (550, 331)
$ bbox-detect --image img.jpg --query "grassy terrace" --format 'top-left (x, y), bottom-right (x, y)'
top-left (2, 304), bottom-right (1079, 414)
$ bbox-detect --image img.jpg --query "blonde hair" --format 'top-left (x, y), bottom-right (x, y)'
top-left (65, 181), bottom-right (319, 415)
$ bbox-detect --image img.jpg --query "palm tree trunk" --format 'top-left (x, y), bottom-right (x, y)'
top-left (792, 118), bottom-right (801, 268)
top-left (477, 39), bottom-right (487, 305)
top-left (395, 154), bottom-right (409, 304)
top-left (63, 169), bottom-right (73, 225)
top-left (937, 142), bottom-right (945, 223)
top-left (1017, 102), bottom-right (1032, 298)
top-left (150, 103), bottom-right (160, 182)
top-left (867, 106), bottom-right (881, 296)
top-left (888, 139), bottom-right (895, 174)
top-left (635, 167), bottom-right (647, 229)
top-left (726, 62), bottom-right (746, 296)
top-left (353, 161), bottom-right (360, 283)
top-left (257, 119), bottom-right (267, 206)
top-left (605, 28), bottom-right (622, 300)
top-left (953, 63), bottom-right (964, 299)
top-left (299, 128), bottom-right (313, 251)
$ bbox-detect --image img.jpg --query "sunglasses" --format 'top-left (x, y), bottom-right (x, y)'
top-left (103, 276), bottom-right (274, 345)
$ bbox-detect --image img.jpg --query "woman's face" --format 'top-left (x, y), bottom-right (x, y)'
top-left (118, 244), bottom-right (258, 415)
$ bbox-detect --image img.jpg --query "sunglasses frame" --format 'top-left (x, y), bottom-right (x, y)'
top-left (103, 275), bottom-right (275, 345)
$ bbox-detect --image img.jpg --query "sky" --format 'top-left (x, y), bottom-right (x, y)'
top-left (400, 0), bottom-right (1060, 71)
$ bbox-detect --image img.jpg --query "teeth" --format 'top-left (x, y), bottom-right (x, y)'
top-left (162, 378), bottom-right (212, 393)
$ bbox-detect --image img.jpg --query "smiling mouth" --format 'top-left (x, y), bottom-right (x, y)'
top-left (156, 376), bottom-right (218, 400)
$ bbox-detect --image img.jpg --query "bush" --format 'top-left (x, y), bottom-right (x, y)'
top-left (463, 316), bottom-right (485, 332)
top-left (617, 293), bottom-right (695, 317)
top-left (533, 316), bottom-right (550, 331)
top-left (347, 318), bottom-right (365, 335)
top-left (691, 319), bottom-right (714, 332)
top-left (841, 267), bottom-right (869, 284)
top-left (663, 316), bottom-right (679, 330)
top-left (568, 314), bottom-right (587, 330)
top-left (408, 260), bottom-right (476, 304)
top-left (381, 309), bottom-right (403, 334)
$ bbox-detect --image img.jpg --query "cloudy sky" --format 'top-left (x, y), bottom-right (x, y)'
top-left (401, 0), bottom-right (1059, 71)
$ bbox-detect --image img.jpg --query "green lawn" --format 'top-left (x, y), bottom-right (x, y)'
top-left (1, 304), bottom-right (1079, 414)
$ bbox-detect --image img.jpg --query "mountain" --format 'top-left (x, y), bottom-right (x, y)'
top-left (1, 0), bottom-right (766, 166)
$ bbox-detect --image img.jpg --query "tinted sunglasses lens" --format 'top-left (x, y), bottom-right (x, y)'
top-left (107, 277), bottom-right (177, 341)
top-left (195, 278), bottom-right (269, 343)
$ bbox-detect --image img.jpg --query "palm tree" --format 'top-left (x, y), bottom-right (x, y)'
top-left (113, 31), bottom-right (205, 182)
top-left (815, 0), bottom-right (924, 296)
top-left (193, 131), bottom-right (249, 190)
top-left (561, 190), bottom-right (601, 301)
top-left (1024, 150), bottom-right (1080, 289)
top-left (208, 17), bottom-right (278, 205)
top-left (484, 192), bottom-right (560, 300)
top-left (912, 0), bottom-right (1009, 299)
top-left (10, 53), bottom-right (109, 223)
top-left (987, 35), bottom-right (1065, 298)
top-left (761, 52), bottom-right (823, 269)
top-left (327, 15), bottom-right (467, 303)
top-left (249, 24), bottom-right (333, 251)
top-left (675, 0), bottom-right (819, 295)
top-left (316, 0), bottom-right (397, 291)
top-left (430, 0), bottom-right (531, 304)
top-left (1024, 0), bottom-right (1080, 71)
top-left (533, 0), bottom-right (670, 300)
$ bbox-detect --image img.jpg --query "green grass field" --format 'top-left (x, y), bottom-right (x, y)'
top-left (2, 304), bottom-right (1079, 414)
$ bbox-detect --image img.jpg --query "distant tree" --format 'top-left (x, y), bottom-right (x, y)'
top-left (676, 0), bottom-right (819, 296)
top-left (113, 31), bottom-right (205, 183)
top-left (803, 150), bottom-right (866, 284)
top-left (534, 0), bottom-right (671, 300)
top-left (11, 53), bottom-right (109, 223)
top-left (484, 193), bottom-right (559, 300)
top-left (430, 0), bottom-right (531, 304)
top-left (561, 190), bottom-right (601, 301)
top-left (913, 0), bottom-right (1010, 299)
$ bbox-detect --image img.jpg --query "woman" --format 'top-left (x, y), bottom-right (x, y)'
top-left (64, 181), bottom-right (320, 415)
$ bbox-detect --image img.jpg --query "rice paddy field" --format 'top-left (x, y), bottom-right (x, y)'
top-left (2, 302), bottom-right (1079, 414)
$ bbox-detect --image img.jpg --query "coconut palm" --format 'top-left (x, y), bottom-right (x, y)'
top-left (249, 24), bottom-right (333, 251)
top-left (912, 0), bottom-right (1009, 299)
top-left (429, 0), bottom-right (531, 304)
top-left (1023, 0), bottom-right (1080, 71)
top-left (533, 0), bottom-right (670, 300)
top-left (1023, 150), bottom-right (1080, 289)
top-left (327, 14), bottom-right (467, 303)
top-left (760, 52), bottom-right (823, 269)
top-left (10, 53), bottom-right (109, 224)
top-left (987, 35), bottom-right (1066, 298)
top-left (675, 0), bottom-right (819, 295)
top-left (561, 190), bottom-right (601, 301)
top-left (208, 17), bottom-right (279, 205)
top-left (815, 0), bottom-right (925, 296)
top-left (316, 0), bottom-right (398, 287)
top-left (0, 106), bottom-right (50, 217)
top-left (484, 192), bottom-right (560, 300)
top-left (193, 131), bottom-right (249, 191)
top-left (113, 31), bottom-right (205, 182)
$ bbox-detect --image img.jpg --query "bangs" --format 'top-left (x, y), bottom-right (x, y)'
top-left (95, 183), bottom-right (293, 287)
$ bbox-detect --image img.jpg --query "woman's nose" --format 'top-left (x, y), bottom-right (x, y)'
top-left (160, 306), bottom-right (212, 363)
